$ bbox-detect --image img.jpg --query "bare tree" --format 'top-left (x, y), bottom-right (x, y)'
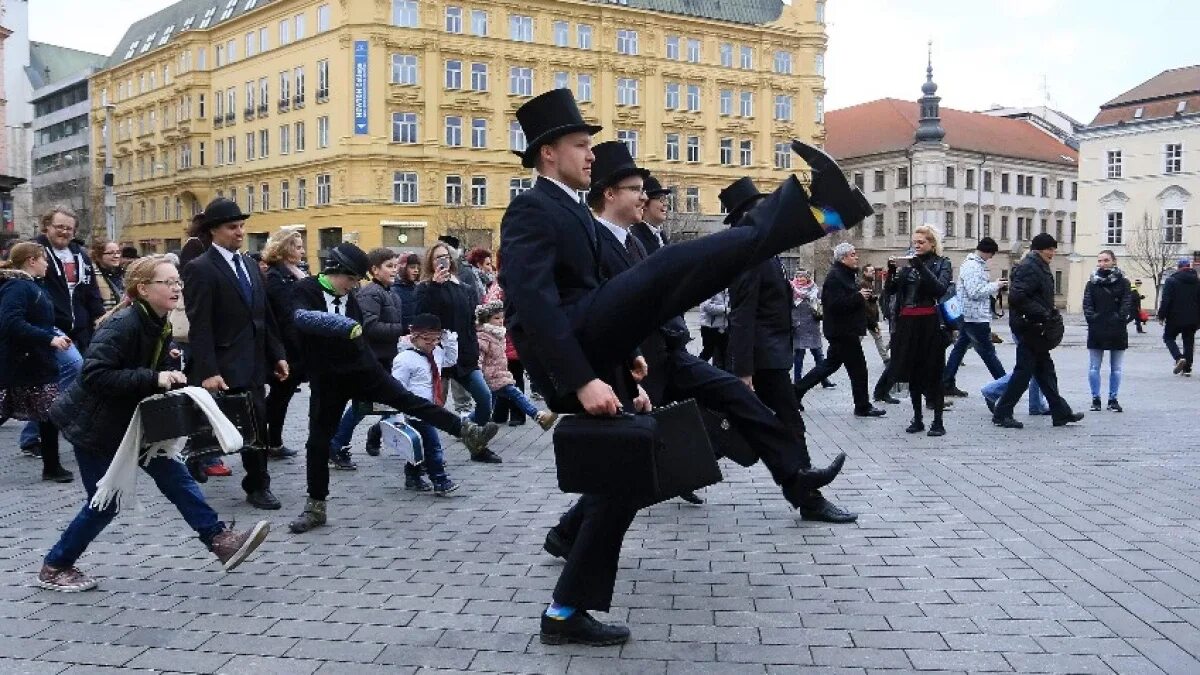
top-left (1125, 212), bottom-right (1182, 300)
top-left (434, 204), bottom-right (494, 251)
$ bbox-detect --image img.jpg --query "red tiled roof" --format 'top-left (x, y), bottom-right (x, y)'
top-left (1089, 66), bottom-right (1200, 126)
top-left (1102, 65), bottom-right (1200, 107)
top-left (824, 98), bottom-right (1078, 167)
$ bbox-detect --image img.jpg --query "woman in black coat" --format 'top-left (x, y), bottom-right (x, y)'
top-left (40, 255), bottom-right (269, 593)
top-left (1082, 249), bottom-right (1132, 412)
top-left (415, 242), bottom-right (498, 462)
top-left (261, 229), bottom-right (308, 458)
top-left (886, 225), bottom-right (953, 437)
top-left (0, 243), bottom-right (73, 481)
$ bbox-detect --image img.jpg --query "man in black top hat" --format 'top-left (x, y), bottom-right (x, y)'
top-left (499, 89), bottom-right (871, 646)
top-left (182, 198), bottom-right (288, 510)
top-left (286, 243), bottom-right (499, 533)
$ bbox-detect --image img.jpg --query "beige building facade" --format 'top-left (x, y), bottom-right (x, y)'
top-left (92, 0), bottom-right (827, 262)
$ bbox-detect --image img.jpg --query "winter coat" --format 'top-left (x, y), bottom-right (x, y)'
top-left (356, 280), bottom-right (406, 364)
top-left (1158, 268), bottom-right (1200, 327)
top-left (264, 263), bottom-right (305, 364)
top-left (699, 290), bottom-right (730, 332)
top-left (1007, 251), bottom-right (1058, 340)
top-left (415, 278), bottom-right (480, 376)
top-left (391, 279), bottom-right (418, 332)
top-left (790, 282), bottom-right (822, 350)
top-left (1083, 267), bottom-right (1132, 351)
top-left (886, 253), bottom-right (952, 311)
top-left (957, 252), bottom-right (1002, 324)
top-left (821, 263), bottom-right (869, 339)
top-left (95, 266), bottom-right (125, 311)
top-left (728, 257), bottom-right (794, 375)
top-left (51, 302), bottom-right (174, 455)
top-left (477, 323), bottom-right (515, 390)
top-left (0, 270), bottom-right (58, 387)
top-left (35, 234), bottom-right (105, 348)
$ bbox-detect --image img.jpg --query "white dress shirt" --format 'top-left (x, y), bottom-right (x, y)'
top-left (540, 174), bottom-right (585, 204)
top-left (212, 244), bottom-right (244, 279)
top-left (595, 216), bottom-right (630, 246)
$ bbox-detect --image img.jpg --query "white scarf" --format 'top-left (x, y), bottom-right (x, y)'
top-left (90, 387), bottom-right (243, 511)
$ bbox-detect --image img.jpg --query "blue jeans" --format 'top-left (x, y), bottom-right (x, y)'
top-left (492, 384), bottom-right (539, 419)
top-left (454, 369), bottom-right (493, 425)
top-left (982, 373), bottom-right (1049, 415)
top-left (1088, 349), bottom-right (1124, 399)
top-left (21, 336), bottom-right (83, 448)
top-left (45, 446), bottom-right (224, 568)
top-left (943, 321), bottom-right (1006, 386)
top-left (404, 419), bottom-right (447, 483)
top-left (792, 347), bottom-right (831, 384)
top-left (330, 401), bottom-right (369, 452)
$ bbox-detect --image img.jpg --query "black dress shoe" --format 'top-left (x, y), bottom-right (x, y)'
top-left (927, 421), bottom-right (946, 437)
top-left (799, 492), bottom-right (858, 523)
top-left (246, 489), bottom-right (282, 510)
top-left (42, 467), bottom-right (74, 483)
top-left (678, 491), bottom-right (705, 505)
top-left (905, 419), bottom-right (925, 433)
top-left (543, 528), bottom-right (573, 560)
top-left (268, 445), bottom-right (299, 459)
top-left (782, 453), bottom-right (846, 505)
top-left (854, 407), bottom-right (886, 417)
top-left (470, 449), bottom-right (503, 463)
top-left (945, 385), bottom-right (970, 398)
top-left (540, 610), bottom-right (631, 646)
top-left (820, 381), bottom-right (837, 389)
top-left (1052, 412), bottom-right (1085, 427)
top-left (993, 417), bottom-right (1024, 429)
top-left (874, 395), bottom-right (900, 405)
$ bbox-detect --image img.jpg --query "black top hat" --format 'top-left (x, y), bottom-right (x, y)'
top-left (589, 141), bottom-right (650, 192)
top-left (324, 242), bottom-right (370, 278)
top-left (437, 234), bottom-right (461, 251)
top-left (644, 175), bottom-right (672, 198)
top-left (513, 89), bottom-right (603, 169)
top-left (199, 198), bottom-right (250, 230)
top-left (719, 177), bottom-right (767, 225)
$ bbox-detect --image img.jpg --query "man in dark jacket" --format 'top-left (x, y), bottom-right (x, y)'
top-left (1158, 258), bottom-right (1200, 375)
top-left (181, 199), bottom-right (288, 509)
top-left (794, 243), bottom-right (884, 417)
top-left (992, 234), bottom-right (1084, 429)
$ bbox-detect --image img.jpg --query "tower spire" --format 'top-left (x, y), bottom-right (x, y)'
top-left (915, 40), bottom-right (945, 143)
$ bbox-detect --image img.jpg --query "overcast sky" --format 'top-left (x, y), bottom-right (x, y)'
top-left (28, 0), bottom-right (1199, 124)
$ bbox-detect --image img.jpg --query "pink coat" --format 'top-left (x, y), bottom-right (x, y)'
top-left (476, 324), bottom-right (514, 390)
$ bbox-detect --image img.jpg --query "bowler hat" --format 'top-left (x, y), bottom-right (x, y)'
top-left (644, 175), bottom-right (672, 198)
top-left (199, 198), bottom-right (250, 230)
top-left (324, 242), bottom-right (370, 278)
top-left (512, 89), bottom-right (603, 169)
top-left (588, 141), bottom-right (650, 198)
top-left (437, 234), bottom-right (461, 251)
top-left (719, 177), bottom-right (767, 225)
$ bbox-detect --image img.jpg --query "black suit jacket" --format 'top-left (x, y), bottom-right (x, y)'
top-left (728, 256), bottom-right (794, 376)
top-left (629, 222), bottom-right (664, 256)
top-left (821, 263), bottom-right (868, 339)
top-left (290, 275), bottom-right (377, 377)
top-left (182, 246), bottom-right (284, 389)
top-left (498, 176), bottom-right (603, 398)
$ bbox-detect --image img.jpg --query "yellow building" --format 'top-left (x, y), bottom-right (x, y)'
top-left (92, 0), bottom-right (827, 261)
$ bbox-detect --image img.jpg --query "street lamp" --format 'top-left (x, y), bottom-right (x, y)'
top-left (103, 103), bottom-right (117, 242)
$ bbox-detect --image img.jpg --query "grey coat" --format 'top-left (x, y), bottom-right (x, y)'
top-left (790, 284), bottom-right (822, 350)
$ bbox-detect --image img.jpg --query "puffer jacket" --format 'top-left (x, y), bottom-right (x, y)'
top-left (1083, 267), bottom-right (1132, 351)
top-left (356, 280), bottom-right (406, 364)
top-left (957, 252), bottom-right (1001, 323)
top-left (477, 323), bottom-right (515, 390)
top-left (1007, 251), bottom-right (1058, 339)
top-left (416, 279), bottom-right (480, 376)
top-left (1159, 267), bottom-right (1200, 327)
top-left (0, 269), bottom-right (58, 387)
top-left (51, 302), bottom-right (174, 455)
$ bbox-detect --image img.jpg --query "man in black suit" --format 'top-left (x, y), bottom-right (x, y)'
top-left (499, 90), bottom-right (872, 647)
top-left (725, 177), bottom-right (859, 524)
top-left (182, 198), bottom-right (289, 510)
top-left (629, 176), bottom-right (671, 255)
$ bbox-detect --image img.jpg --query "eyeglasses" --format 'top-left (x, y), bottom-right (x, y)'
top-left (103, 250), bottom-right (121, 256)
top-left (49, 224), bottom-right (75, 233)
top-left (615, 185), bottom-right (647, 194)
top-left (147, 279), bottom-right (185, 289)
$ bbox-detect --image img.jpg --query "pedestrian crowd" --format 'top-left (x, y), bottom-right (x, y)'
top-left (0, 87), bottom-right (1198, 649)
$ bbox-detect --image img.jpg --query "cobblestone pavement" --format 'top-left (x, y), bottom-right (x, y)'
top-left (2, 317), bottom-right (1199, 674)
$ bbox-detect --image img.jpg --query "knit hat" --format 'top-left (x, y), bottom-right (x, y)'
top-left (1030, 233), bottom-right (1058, 251)
top-left (976, 237), bottom-right (998, 254)
top-left (1178, 258), bottom-right (1192, 268)
top-left (475, 300), bottom-right (504, 324)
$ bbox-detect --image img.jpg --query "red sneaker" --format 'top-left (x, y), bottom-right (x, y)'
top-left (203, 462), bottom-right (233, 477)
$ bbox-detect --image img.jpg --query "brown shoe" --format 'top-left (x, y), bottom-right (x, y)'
top-left (536, 411), bottom-right (559, 432)
top-left (37, 564), bottom-right (98, 592)
top-left (210, 520), bottom-right (270, 572)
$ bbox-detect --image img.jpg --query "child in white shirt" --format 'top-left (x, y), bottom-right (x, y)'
top-left (391, 314), bottom-right (459, 495)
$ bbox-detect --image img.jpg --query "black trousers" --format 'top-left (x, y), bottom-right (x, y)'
top-left (750, 368), bottom-right (807, 441)
top-left (265, 369), bottom-right (304, 448)
top-left (1163, 323), bottom-right (1197, 370)
top-left (698, 326), bottom-right (728, 370)
top-left (305, 364), bottom-right (462, 501)
top-left (993, 340), bottom-right (1072, 420)
top-left (492, 358), bottom-right (527, 424)
top-left (796, 335), bottom-right (870, 411)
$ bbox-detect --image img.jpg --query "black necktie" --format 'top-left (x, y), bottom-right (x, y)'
top-left (625, 234), bottom-right (644, 262)
top-left (332, 296), bottom-right (342, 315)
top-left (232, 255), bottom-right (252, 304)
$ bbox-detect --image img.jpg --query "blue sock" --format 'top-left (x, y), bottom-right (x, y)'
top-left (545, 602), bottom-right (575, 620)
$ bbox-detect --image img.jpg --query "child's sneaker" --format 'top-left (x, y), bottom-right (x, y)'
top-left (329, 447), bottom-right (357, 471)
top-left (536, 410), bottom-right (559, 432)
top-left (432, 478), bottom-right (460, 496)
top-left (405, 475), bottom-right (432, 491)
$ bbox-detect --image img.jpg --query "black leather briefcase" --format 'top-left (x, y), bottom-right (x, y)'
top-left (698, 407), bottom-right (758, 468)
top-left (140, 395), bottom-right (208, 443)
top-left (553, 399), bottom-right (722, 500)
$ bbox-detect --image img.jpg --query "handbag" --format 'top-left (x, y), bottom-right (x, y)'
top-left (552, 399), bottom-right (722, 500)
top-left (937, 283), bottom-right (964, 329)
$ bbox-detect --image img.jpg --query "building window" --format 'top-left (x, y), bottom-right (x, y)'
top-left (471, 118), bottom-right (487, 148)
top-left (964, 212), bottom-right (974, 239)
top-left (468, 176), bottom-right (487, 206)
top-left (317, 116), bottom-right (329, 148)
top-left (719, 138), bottom-right (732, 165)
top-left (665, 35), bottom-right (679, 60)
top-left (685, 84), bottom-right (700, 112)
top-left (774, 142), bottom-right (791, 170)
top-left (686, 39), bottom-right (700, 63)
top-left (982, 214), bottom-right (992, 237)
top-left (1106, 150), bottom-right (1122, 178)
top-left (577, 74), bottom-right (593, 102)
top-left (259, 128), bottom-right (270, 156)
top-left (1039, 176), bottom-right (1048, 197)
top-left (897, 210), bottom-right (909, 235)
top-left (215, 139), bottom-right (225, 165)
top-left (471, 9), bottom-right (488, 36)
top-left (874, 170), bottom-right (885, 191)
top-left (963, 169), bottom-right (975, 190)
top-left (1055, 179), bottom-right (1064, 199)
top-left (392, 54), bottom-right (418, 84)
top-left (470, 62), bottom-right (489, 91)
top-left (393, 172), bottom-right (417, 203)
top-left (617, 29), bottom-right (638, 55)
top-left (617, 129), bottom-right (639, 158)
top-left (1166, 143), bottom-right (1183, 174)
top-left (445, 116), bottom-right (462, 147)
top-left (944, 211), bottom-right (955, 237)
top-left (393, 0), bottom-right (418, 28)
top-left (445, 6), bottom-right (462, 33)
top-left (246, 132), bottom-right (256, 160)
top-left (719, 89), bottom-right (732, 116)
top-left (774, 95), bottom-right (793, 121)
top-left (1054, 270), bottom-right (1063, 295)
top-left (719, 43), bottom-right (733, 68)
top-left (509, 120), bottom-right (526, 151)
top-left (617, 78), bottom-right (639, 106)
top-left (739, 91), bottom-right (754, 117)
top-left (665, 133), bottom-right (680, 161)
top-left (853, 173), bottom-right (864, 190)
top-left (550, 20), bottom-right (568, 47)
top-left (297, 178), bottom-right (307, 207)
top-left (317, 4), bottom-right (331, 32)
top-left (1165, 208), bottom-right (1184, 243)
top-left (445, 175), bottom-right (463, 205)
top-left (508, 177), bottom-right (533, 201)
top-left (280, 124), bottom-right (291, 154)
top-left (279, 19), bottom-right (291, 45)
top-left (983, 170), bottom-right (993, 192)
top-left (1055, 218), bottom-right (1064, 241)
top-left (315, 60), bottom-right (329, 101)
top-left (740, 45), bottom-right (753, 69)
top-left (1001, 172), bottom-right (1010, 193)
top-left (281, 180), bottom-right (291, 208)
top-left (665, 82), bottom-right (680, 110)
top-left (295, 121), bottom-right (306, 151)
top-left (739, 140), bottom-right (752, 167)
top-left (261, 182), bottom-right (271, 210)
top-left (509, 67), bottom-right (532, 96)
top-left (317, 173), bottom-right (332, 205)
top-left (945, 167), bottom-right (956, 188)
top-left (773, 51), bottom-right (793, 74)
top-left (509, 15), bottom-right (533, 42)
top-left (577, 24), bottom-right (592, 49)
top-left (392, 112), bottom-right (417, 143)
top-left (685, 187), bottom-right (700, 213)
top-left (873, 214), bottom-right (885, 237)
top-left (295, 66), bottom-right (306, 104)
top-left (686, 136), bottom-right (700, 163)
top-left (445, 60), bottom-right (462, 90)
top-left (1105, 212), bottom-right (1125, 245)
top-left (1071, 181), bottom-right (1077, 200)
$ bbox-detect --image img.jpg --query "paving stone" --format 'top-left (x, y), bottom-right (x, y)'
top-left (124, 647), bottom-right (233, 673)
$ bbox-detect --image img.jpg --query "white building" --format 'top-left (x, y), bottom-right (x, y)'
top-left (824, 62), bottom-right (1080, 305)
top-left (1072, 65), bottom-right (1200, 312)
top-left (1, 0), bottom-right (31, 235)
